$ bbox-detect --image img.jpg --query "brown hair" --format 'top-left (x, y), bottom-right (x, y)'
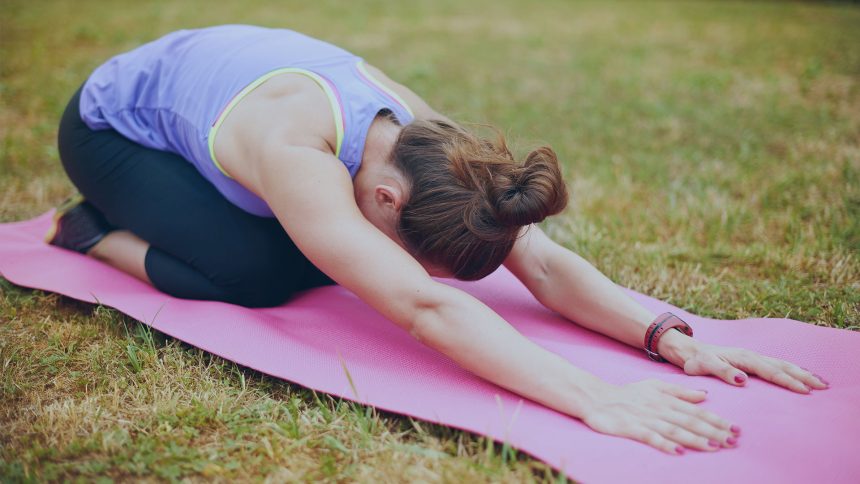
top-left (392, 119), bottom-right (568, 280)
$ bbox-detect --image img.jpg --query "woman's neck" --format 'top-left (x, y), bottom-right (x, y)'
top-left (362, 113), bottom-right (401, 168)
top-left (354, 115), bottom-right (403, 205)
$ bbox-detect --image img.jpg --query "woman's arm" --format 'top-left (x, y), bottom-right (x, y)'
top-left (504, 226), bottom-right (695, 365)
top-left (253, 144), bottom-right (607, 417)
top-left (504, 226), bottom-right (829, 393)
top-left (246, 144), bottom-right (742, 454)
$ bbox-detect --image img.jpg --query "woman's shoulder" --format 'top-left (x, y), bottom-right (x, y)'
top-left (212, 72), bottom-right (340, 178)
top-left (359, 63), bottom-right (452, 123)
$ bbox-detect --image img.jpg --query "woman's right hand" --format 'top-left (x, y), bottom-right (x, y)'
top-left (580, 379), bottom-right (741, 455)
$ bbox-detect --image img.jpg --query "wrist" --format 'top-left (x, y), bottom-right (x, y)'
top-left (656, 329), bottom-right (698, 366)
top-left (573, 377), bottom-right (618, 420)
top-left (558, 369), bottom-right (610, 419)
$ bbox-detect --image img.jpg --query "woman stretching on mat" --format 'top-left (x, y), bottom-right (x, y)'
top-left (48, 25), bottom-right (828, 456)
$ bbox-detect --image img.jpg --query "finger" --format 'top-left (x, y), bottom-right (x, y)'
top-left (653, 382), bottom-right (708, 403)
top-left (685, 354), bottom-right (747, 386)
top-left (667, 398), bottom-right (737, 434)
top-left (768, 371), bottom-right (813, 394)
top-left (661, 410), bottom-right (736, 448)
top-left (628, 424), bottom-right (687, 455)
top-left (644, 418), bottom-right (722, 452)
top-left (729, 352), bottom-right (815, 393)
top-left (790, 365), bottom-right (829, 389)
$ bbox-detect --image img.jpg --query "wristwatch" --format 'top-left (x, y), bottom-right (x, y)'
top-left (644, 312), bottom-right (694, 362)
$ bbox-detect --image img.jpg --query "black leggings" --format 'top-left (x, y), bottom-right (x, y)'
top-left (57, 86), bottom-right (334, 307)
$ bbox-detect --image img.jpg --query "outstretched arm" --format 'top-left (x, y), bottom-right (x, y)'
top-left (505, 226), bottom-right (829, 394)
top-left (250, 144), bottom-right (739, 455)
top-left (504, 226), bottom-right (692, 363)
top-left (253, 144), bottom-right (609, 418)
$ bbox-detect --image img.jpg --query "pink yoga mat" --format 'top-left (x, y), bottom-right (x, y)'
top-left (2, 212), bottom-right (858, 483)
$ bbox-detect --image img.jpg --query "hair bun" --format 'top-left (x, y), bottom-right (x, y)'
top-left (491, 146), bottom-right (568, 227)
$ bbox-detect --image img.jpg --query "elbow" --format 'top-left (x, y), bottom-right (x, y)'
top-left (396, 280), bottom-right (444, 337)
top-left (528, 252), bottom-right (555, 307)
top-left (403, 282), bottom-right (462, 348)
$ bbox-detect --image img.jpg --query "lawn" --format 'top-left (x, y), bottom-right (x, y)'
top-left (2, 0), bottom-right (858, 481)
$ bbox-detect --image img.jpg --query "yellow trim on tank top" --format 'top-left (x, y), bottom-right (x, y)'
top-left (356, 60), bottom-right (414, 118)
top-left (208, 68), bottom-right (345, 179)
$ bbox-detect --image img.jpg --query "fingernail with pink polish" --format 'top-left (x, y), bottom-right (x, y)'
top-left (708, 439), bottom-right (720, 448)
top-left (734, 374), bottom-right (746, 384)
top-left (727, 436), bottom-right (737, 446)
top-left (676, 446), bottom-right (685, 455)
top-left (730, 425), bottom-right (741, 434)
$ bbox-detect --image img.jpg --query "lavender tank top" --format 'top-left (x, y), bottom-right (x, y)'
top-left (79, 25), bottom-right (415, 217)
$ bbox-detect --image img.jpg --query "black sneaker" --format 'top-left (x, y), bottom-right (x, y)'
top-left (45, 194), bottom-right (114, 254)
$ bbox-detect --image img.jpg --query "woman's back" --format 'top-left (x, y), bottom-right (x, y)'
top-left (79, 25), bottom-right (412, 216)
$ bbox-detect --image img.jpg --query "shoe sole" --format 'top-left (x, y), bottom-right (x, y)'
top-left (44, 193), bottom-right (85, 244)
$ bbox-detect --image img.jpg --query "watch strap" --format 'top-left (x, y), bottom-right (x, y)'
top-left (644, 312), bottom-right (693, 362)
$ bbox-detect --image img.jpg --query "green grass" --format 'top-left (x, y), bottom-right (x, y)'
top-left (2, 0), bottom-right (858, 481)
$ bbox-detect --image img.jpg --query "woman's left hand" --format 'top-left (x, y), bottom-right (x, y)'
top-left (658, 331), bottom-right (830, 393)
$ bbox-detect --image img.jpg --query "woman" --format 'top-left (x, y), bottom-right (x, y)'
top-left (48, 25), bottom-right (828, 455)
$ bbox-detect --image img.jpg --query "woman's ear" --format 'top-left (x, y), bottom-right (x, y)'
top-left (374, 183), bottom-right (404, 213)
